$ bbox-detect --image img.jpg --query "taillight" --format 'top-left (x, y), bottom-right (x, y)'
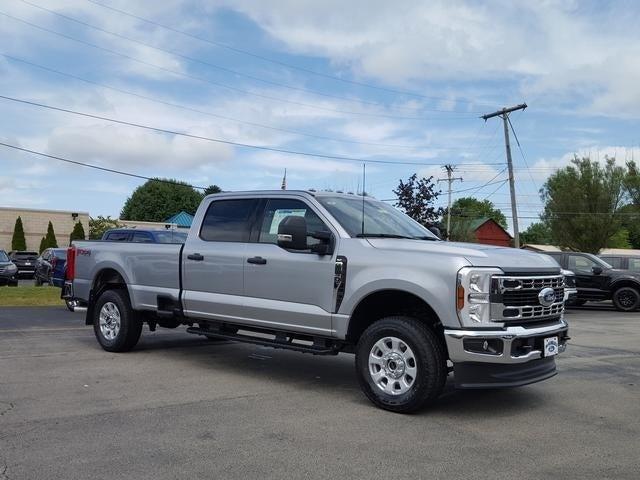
top-left (66, 246), bottom-right (76, 281)
top-left (51, 257), bottom-right (57, 270)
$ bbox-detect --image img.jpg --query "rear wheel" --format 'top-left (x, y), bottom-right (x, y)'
top-left (355, 316), bottom-right (447, 413)
top-left (93, 289), bottom-right (142, 352)
top-left (612, 287), bottom-right (640, 312)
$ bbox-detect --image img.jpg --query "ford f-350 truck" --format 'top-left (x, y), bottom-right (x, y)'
top-left (64, 191), bottom-right (569, 412)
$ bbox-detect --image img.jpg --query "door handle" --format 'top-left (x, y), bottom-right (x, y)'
top-left (187, 253), bottom-right (204, 261)
top-left (247, 256), bottom-right (267, 265)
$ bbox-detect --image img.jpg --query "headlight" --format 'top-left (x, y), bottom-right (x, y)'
top-left (456, 267), bottom-right (503, 326)
top-left (7, 264), bottom-right (17, 272)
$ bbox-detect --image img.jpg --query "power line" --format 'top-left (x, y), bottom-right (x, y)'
top-left (0, 10), bottom-right (470, 122)
top-left (0, 53), bottom-right (502, 152)
top-left (84, 0), bottom-right (499, 108)
top-left (0, 94), bottom-right (496, 167)
top-left (0, 142), bottom-right (207, 189)
top-left (21, 0), bottom-right (472, 116)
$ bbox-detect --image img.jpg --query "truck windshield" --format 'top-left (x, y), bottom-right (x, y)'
top-left (317, 196), bottom-right (438, 240)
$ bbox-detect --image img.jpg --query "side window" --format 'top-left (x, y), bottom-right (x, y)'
top-left (258, 199), bottom-right (329, 248)
top-left (132, 232), bottom-right (153, 243)
top-left (568, 255), bottom-right (597, 272)
top-left (41, 250), bottom-right (49, 261)
top-left (200, 199), bottom-right (257, 242)
top-left (106, 232), bottom-right (130, 242)
top-left (628, 258), bottom-right (640, 272)
top-left (603, 257), bottom-right (623, 269)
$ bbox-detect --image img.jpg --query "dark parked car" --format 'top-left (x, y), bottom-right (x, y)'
top-left (0, 250), bottom-right (18, 286)
top-left (35, 248), bottom-right (68, 287)
top-left (544, 251), bottom-right (640, 311)
top-left (101, 229), bottom-right (188, 243)
top-left (8, 251), bottom-right (39, 278)
top-left (598, 255), bottom-right (640, 272)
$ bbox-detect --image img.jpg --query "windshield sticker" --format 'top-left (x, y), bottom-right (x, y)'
top-left (269, 209), bottom-right (307, 234)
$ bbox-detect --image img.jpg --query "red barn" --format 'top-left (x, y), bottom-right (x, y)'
top-left (470, 218), bottom-right (512, 247)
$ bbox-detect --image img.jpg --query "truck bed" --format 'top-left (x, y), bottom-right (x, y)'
top-left (72, 241), bottom-right (183, 312)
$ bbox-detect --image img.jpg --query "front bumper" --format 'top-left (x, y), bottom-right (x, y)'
top-left (444, 321), bottom-right (569, 388)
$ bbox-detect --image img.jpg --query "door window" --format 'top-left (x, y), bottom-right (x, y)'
top-left (602, 257), bottom-right (623, 269)
top-left (568, 255), bottom-right (598, 272)
top-left (132, 232), bottom-right (153, 243)
top-left (258, 199), bottom-right (329, 248)
top-left (200, 199), bottom-right (257, 242)
top-left (628, 258), bottom-right (640, 272)
top-left (106, 232), bottom-right (130, 242)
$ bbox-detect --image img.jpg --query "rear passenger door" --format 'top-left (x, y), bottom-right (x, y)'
top-left (242, 198), bottom-right (337, 336)
top-left (182, 198), bottom-right (260, 322)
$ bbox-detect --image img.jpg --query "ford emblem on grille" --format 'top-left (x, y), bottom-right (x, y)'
top-left (538, 287), bottom-right (556, 307)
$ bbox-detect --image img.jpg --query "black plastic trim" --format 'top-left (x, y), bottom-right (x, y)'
top-left (454, 356), bottom-right (557, 388)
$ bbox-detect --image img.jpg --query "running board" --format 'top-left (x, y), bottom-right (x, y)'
top-left (186, 327), bottom-right (341, 355)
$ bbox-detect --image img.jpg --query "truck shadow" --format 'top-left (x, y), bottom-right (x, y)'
top-left (132, 331), bottom-right (548, 417)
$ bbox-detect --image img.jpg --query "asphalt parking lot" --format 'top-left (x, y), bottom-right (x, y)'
top-left (0, 305), bottom-right (638, 480)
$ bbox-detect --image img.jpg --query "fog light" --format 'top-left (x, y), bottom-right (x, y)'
top-left (463, 338), bottom-right (503, 355)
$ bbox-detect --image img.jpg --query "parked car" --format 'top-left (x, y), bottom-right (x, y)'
top-left (102, 229), bottom-right (188, 244)
top-left (65, 190), bottom-right (569, 413)
top-left (0, 250), bottom-right (18, 286)
top-left (8, 251), bottom-right (39, 278)
top-left (34, 248), bottom-right (68, 287)
top-left (543, 251), bottom-right (640, 311)
top-left (598, 254), bottom-right (640, 272)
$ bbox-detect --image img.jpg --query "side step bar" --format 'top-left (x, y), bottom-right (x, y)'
top-left (186, 327), bottom-right (341, 355)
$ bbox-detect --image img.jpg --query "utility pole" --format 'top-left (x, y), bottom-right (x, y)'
top-left (438, 164), bottom-right (463, 240)
top-left (481, 103), bottom-right (527, 248)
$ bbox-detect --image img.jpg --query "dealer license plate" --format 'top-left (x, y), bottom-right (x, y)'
top-left (544, 336), bottom-right (559, 357)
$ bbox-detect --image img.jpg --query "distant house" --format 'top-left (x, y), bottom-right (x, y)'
top-left (469, 218), bottom-right (512, 247)
top-left (165, 211), bottom-right (194, 229)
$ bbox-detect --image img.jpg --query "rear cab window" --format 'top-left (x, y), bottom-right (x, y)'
top-left (200, 199), bottom-right (258, 242)
top-left (105, 232), bottom-right (130, 242)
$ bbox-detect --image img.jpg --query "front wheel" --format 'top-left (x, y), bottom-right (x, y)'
top-left (93, 289), bottom-right (142, 352)
top-left (612, 287), bottom-right (640, 312)
top-left (355, 316), bottom-right (447, 413)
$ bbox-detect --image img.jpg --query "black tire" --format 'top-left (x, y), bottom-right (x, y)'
top-left (355, 316), bottom-right (447, 413)
top-left (93, 289), bottom-right (142, 352)
top-left (612, 287), bottom-right (640, 312)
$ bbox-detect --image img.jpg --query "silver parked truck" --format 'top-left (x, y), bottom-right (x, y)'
top-left (64, 191), bottom-right (569, 412)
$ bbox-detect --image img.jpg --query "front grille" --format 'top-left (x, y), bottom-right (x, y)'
top-left (502, 287), bottom-right (564, 306)
top-left (491, 274), bottom-right (565, 323)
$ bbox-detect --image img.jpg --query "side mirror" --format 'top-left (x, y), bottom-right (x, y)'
top-left (310, 230), bottom-right (334, 256)
top-left (277, 216), bottom-right (308, 250)
top-left (592, 266), bottom-right (603, 275)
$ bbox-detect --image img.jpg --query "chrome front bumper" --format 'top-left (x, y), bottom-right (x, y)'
top-left (444, 321), bottom-right (569, 365)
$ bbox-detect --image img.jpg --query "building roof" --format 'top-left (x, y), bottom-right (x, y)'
top-left (165, 211), bottom-right (194, 228)
top-left (469, 217), bottom-right (512, 238)
top-left (521, 244), bottom-right (562, 252)
top-left (599, 248), bottom-right (640, 256)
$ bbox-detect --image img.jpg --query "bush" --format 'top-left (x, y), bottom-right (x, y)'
top-left (11, 217), bottom-right (27, 251)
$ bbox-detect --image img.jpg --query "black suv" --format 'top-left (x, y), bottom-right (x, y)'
top-left (8, 251), bottom-right (39, 278)
top-left (544, 252), bottom-right (640, 311)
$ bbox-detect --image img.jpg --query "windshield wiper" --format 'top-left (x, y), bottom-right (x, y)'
top-left (412, 236), bottom-right (439, 241)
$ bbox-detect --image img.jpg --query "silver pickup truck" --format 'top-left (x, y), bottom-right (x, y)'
top-left (64, 190), bottom-right (569, 412)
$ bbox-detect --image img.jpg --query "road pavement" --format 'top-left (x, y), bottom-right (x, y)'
top-left (0, 306), bottom-right (638, 479)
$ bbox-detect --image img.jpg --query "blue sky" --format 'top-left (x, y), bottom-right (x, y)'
top-left (1, 0), bottom-right (640, 232)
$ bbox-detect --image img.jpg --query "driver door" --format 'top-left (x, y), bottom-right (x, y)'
top-left (242, 198), bottom-right (338, 336)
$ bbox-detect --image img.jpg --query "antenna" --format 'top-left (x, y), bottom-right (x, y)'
top-left (361, 163), bottom-right (366, 236)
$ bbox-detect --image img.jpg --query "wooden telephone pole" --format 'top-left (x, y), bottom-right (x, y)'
top-left (481, 103), bottom-right (527, 248)
top-left (438, 165), bottom-right (463, 240)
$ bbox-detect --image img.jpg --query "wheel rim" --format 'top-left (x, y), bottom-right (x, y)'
top-left (368, 336), bottom-right (417, 395)
top-left (617, 289), bottom-right (637, 308)
top-left (99, 302), bottom-right (121, 340)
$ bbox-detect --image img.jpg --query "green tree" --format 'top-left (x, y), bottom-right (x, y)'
top-left (89, 216), bottom-right (124, 240)
top-left (448, 217), bottom-right (477, 242)
top-left (624, 160), bottom-right (640, 206)
top-left (69, 221), bottom-right (86, 244)
top-left (542, 156), bottom-right (627, 253)
top-left (120, 178), bottom-right (203, 222)
top-left (393, 173), bottom-right (443, 227)
top-left (448, 197), bottom-right (507, 228)
top-left (43, 221), bottom-right (58, 249)
top-left (606, 228), bottom-right (632, 249)
top-left (38, 236), bottom-right (47, 254)
top-left (617, 204), bottom-right (640, 248)
top-left (11, 216), bottom-right (27, 251)
top-left (520, 221), bottom-right (553, 245)
top-left (203, 184), bottom-right (222, 195)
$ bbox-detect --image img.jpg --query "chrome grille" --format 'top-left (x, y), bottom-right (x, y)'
top-left (491, 274), bottom-right (565, 323)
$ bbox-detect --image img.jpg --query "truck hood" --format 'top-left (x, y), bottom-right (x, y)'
top-left (367, 239), bottom-right (561, 274)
